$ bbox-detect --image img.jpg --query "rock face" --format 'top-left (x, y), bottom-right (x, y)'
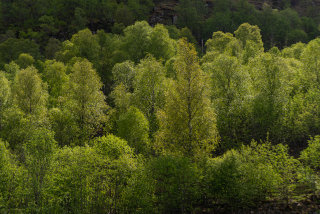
top-left (149, 1), bottom-right (178, 26)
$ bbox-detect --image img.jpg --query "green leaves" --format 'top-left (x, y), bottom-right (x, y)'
top-left (156, 39), bottom-right (217, 157)
top-left (13, 66), bottom-right (48, 117)
top-left (67, 59), bottom-right (108, 142)
top-left (0, 72), bottom-right (10, 111)
top-left (117, 106), bottom-right (149, 155)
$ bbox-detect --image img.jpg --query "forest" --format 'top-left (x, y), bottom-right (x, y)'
top-left (0, 0), bottom-right (320, 213)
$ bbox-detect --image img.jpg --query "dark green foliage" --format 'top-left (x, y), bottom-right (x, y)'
top-left (0, 38), bottom-right (41, 68)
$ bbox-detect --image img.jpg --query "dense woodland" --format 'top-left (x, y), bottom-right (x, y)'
top-left (1, 0), bottom-right (320, 213)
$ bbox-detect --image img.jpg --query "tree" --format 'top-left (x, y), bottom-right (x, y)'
top-left (3, 61), bottom-right (20, 81)
top-left (0, 72), bottom-right (10, 132)
top-left (0, 38), bottom-right (41, 68)
top-left (15, 53), bottom-right (35, 69)
top-left (234, 23), bottom-right (264, 63)
top-left (67, 59), bottom-right (108, 142)
top-left (132, 56), bottom-right (166, 135)
top-left (55, 29), bottom-right (100, 65)
top-left (70, 28), bottom-right (100, 63)
top-left (202, 54), bottom-right (251, 149)
top-left (121, 21), bottom-right (152, 63)
top-left (0, 72), bottom-right (10, 112)
top-left (13, 66), bottom-right (48, 117)
top-left (301, 38), bottom-right (320, 88)
top-left (156, 39), bottom-right (217, 157)
top-left (176, 0), bottom-right (207, 40)
top-left (121, 155), bottom-right (201, 213)
top-left (48, 107), bottom-right (79, 147)
top-left (0, 139), bottom-right (29, 210)
top-left (148, 24), bottom-right (176, 61)
top-left (24, 128), bottom-right (57, 206)
top-left (205, 31), bottom-right (236, 53)
top-left (43, 135), bottom-right (137, 213)
top-left (44, 38), bottom-right (62, 59)
top-left (248, 53), bottom-right (289, 141)
top-left (117, 106), bottom-right (149, 154)
top-left (43, 60), bottom-right (69, 107)
top-left (112, 60), bottom-right (136, 90)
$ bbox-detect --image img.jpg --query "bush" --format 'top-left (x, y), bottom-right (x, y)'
top-left (117, 106), bottom-right (150, 155)
top-left (203, 141), bottom-right (302, 208)
top-left (203, 149), bottom-right (278, 208)
top-left (121, 155), bottom-right (200, 213)
top-left (300, 136), bottom-right (320, 171)
top-left (299, 136), bottom-right (320, 192)
top-left (43, 135), bottom-right (137, 213)
top-left (0, 140), bottom-right (29, 211)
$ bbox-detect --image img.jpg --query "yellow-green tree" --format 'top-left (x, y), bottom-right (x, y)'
top-left (43, 60), bottom-right (69, 107)
top-left (67, 59), bottom-right (108, 143)
top-left (12, 66), bottom-right (48, 117)
top-left (132, 56), bottom-right (166, 135)
top-left (0, 72), bottom-right (10, 112)
top-left (156, 39), bottom-right (217, 157)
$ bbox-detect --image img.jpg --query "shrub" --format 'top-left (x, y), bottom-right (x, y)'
top-left (203, 141), bottom-right (302, 208)
top-left (121, 155), bottom-right (200, 213)
top-left (300, 136), bottom-right (320, 171)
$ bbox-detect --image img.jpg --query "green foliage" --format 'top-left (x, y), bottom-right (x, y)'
top-left (235, 23), bottom-right (264, 63)
top-left (204, 149), bottom-right (277, 208)
top-left (15, 53), bottom-right (35, 69)
top-left (24, 128), bottom-right (57, 206)
top-left (204, 141), bottom-right (303, 208)
top-left (70, 29), bottom-right (100, 63)
top-left (132, 56), bottom-right (166, 135)
top-left (0, 38), bottom-right (41, 68)
top-left (122, 155), bottom-right (200, 213)
top-left (176, 0), bottom-right (207, 40)
top-left (205, 31), bottom-right (235, 53)
top-left (248, 53), bottom-right (289, 141)
top-left (0, 72), bottom-right (10, 112)
top-left (67, 59), bottom-right (108, 142)
top-left (156, 39), bottom-right (217, 157)
top-left (43, 60), bottom-right (68, 107)
top-left (43, 135), bottom-right (136, 213)
top-left (148, 24), bottom-right (176, 61)
top-left (111, 83), bottom-right (132, 113)
top-left (1, 12), bottom-right (320, 212)
top-left (12, 66), bottom-right (48, 117)
top-left (3, 61), bottom-right (20, 81)
top-left (93, 134), bottom-right (135, 160)
top-left (117, 106), bottom-right (149, 155)
top-left (48, 108), bottom-right (78, 147)
top-left (121, 21), bottom-right (175, 63)
top-left (300, 136), bottom-right (320, 171)
top-left (121, 21), bottom-right (152, 63)
top-left (241, 141), bottom-right (301, 201)
top-left (0, 140), bottom-right (29, 211)
top-left (0, 107), bottom-right (29, 150)
top-left (112, 60), bottom-right (136, 90)
top-left (202, 53), bottom-right (251, 148)
top-left (149, 155), bottom-right (200, 213)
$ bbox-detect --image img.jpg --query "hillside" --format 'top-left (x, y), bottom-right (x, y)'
top-left (1, 1), bottom-right (320, 213)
